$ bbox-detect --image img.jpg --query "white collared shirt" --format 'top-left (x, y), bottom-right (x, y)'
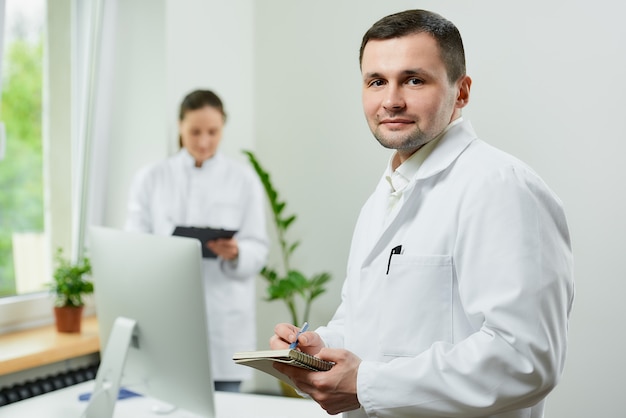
top-left (384, 118), bottom-right (463, 223)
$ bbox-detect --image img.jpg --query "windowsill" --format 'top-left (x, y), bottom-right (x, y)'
top-left (0, 316), bottom-right (100, 376)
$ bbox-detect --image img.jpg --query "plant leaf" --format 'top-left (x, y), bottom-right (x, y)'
top-left (242, 149), bottom-right (332, 323)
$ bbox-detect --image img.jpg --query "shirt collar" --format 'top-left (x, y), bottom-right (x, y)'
top-left (385, 117), bottom-right (463, 192)
top-left (178, 148), bottom-right (219, 169)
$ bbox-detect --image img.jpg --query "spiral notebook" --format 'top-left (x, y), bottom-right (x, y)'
top-left (232, 349), bottom-right (334, 387)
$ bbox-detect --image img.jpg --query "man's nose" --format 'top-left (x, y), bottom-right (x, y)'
top-left (383, 84), bottom-right (406, 111)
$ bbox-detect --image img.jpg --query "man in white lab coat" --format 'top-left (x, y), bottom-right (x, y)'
top-left (270, 9), bottom-right (574, 418)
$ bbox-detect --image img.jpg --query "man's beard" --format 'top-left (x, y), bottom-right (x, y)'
top-left (373, 125), bottom-right (432, 151)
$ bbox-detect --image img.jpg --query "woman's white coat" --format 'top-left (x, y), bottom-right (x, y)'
top-left (125, 150), bottom-right (269, 381)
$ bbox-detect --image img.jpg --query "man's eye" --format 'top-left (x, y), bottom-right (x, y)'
top-left (407, 78), bottom-right (423, 86)
top-left (368, 79), bottom-right (385, 87)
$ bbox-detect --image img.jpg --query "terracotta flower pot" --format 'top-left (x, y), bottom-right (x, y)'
top-left (54, 305), bottom-right (84, 333)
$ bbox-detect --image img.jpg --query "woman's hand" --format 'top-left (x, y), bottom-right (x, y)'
top-left (206, 237), bottom-right (238, 260)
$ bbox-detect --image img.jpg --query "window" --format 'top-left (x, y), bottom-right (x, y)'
top-left (0, 0), bottom-right (74, 332)
top-left (0, 0), bottom-right (46, 298)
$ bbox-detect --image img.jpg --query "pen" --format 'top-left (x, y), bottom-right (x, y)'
top-left (289, 322), bottom-right (309, 349)
top-left (386, 245), bottom-right (403, 275)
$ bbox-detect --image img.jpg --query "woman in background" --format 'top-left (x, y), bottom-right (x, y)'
top-left (125, 89), bottom-right (269, 392)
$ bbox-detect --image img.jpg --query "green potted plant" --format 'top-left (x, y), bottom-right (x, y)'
top-left (49, 247), bottom-right (94, 333)
top-left (243, 150), bottom-right (331, 327)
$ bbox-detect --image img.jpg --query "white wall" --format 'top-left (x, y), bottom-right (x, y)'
top-left (100, 0), bottom-right (626, 416)
top-left (164, 0), bottom-right (255, 159)
top-left (101, 0), bottom-right (167, 227)
top-left (102, 0), bottom-right (255, 228)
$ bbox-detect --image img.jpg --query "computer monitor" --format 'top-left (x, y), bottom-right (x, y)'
top-left (86, 226), bottom-right (215, 417)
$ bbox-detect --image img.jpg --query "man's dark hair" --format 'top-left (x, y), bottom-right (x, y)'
top-left (359, 9), bottom-right (466, 83)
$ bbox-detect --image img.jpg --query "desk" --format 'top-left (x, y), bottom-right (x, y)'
top-left (0, 380), bottom-right (330, 417)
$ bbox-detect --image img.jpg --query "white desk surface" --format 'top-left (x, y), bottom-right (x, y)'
top-left (0, 381), bottom-right (330, 418)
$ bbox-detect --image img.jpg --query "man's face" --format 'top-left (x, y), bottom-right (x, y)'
top-left (361, 32), bottom-right (470, 158)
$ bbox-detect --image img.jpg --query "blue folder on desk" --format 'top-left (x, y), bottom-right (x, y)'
top-left (78, 388), bottom-right (142, 402)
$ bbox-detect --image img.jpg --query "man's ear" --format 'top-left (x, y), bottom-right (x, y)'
top-left (456, 75), bottom-right (472, 109)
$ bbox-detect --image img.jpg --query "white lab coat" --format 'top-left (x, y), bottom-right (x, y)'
top-left (125, 149), bottom-right (269, 381)
top-left (316, 120), bottom-right (574, 418)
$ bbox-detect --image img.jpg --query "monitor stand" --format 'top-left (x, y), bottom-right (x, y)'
top-left (82, 316), bottom-right (137, 418)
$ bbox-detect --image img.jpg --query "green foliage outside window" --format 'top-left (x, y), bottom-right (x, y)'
top-left (0, 38), bottom-right (44, 296)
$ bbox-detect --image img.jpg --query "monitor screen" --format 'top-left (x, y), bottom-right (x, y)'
top-left (88, 226), bottom-right (215, 417)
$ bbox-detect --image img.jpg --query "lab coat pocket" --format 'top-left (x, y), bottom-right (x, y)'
top-left (380, 254), bottom-right (453, 357)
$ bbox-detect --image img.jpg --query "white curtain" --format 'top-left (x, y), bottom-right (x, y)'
top-left (72, 0), bottom-right (117, 260)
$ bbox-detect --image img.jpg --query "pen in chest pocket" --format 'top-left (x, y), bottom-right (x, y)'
top-left (386, 245), bottom-right (403, 275)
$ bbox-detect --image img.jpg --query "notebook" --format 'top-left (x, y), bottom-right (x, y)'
top-left (232, 349), bottom-right (334, 387)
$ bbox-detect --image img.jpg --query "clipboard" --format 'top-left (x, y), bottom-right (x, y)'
top-left (172, 226), bottom-right (237, 258)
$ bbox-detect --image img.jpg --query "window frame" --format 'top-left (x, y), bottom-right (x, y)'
top-left (0, 0), bottom-right (94, 333)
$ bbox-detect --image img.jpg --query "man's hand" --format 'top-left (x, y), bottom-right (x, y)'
top-left (274, 348), bottom-right (361, 415)
top-left (270, 323), bottom-right (361, 415)
top-left (270, 323), bottom-right (325, 354)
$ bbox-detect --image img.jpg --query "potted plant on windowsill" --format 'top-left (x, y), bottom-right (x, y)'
top-left (49, 247), bottom-right (93, 333)
top-left (243, 150), bottom-right (332, 328)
